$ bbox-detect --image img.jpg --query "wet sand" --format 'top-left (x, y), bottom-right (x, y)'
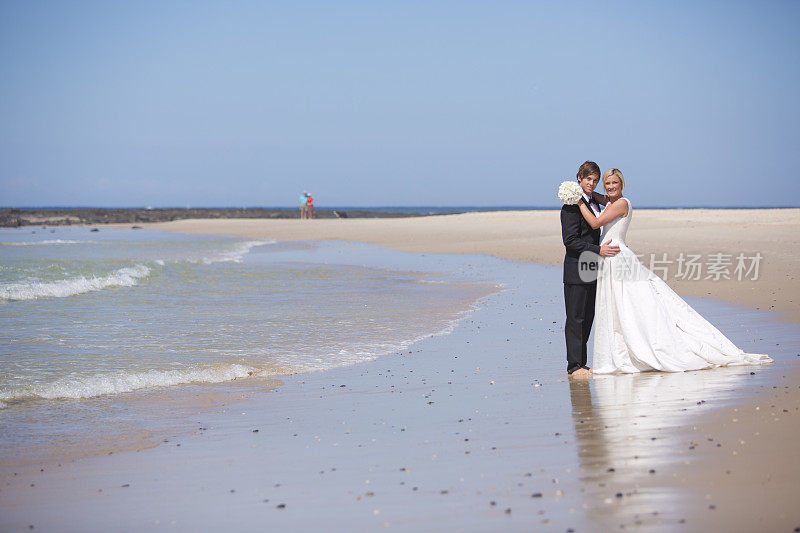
top-left (1, 248), bottom-right (797, 531)
top-left (122, 208), bottom-right (800, 323)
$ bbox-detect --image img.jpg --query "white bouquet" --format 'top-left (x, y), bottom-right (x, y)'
top-left (558, 180), bottom-right (582, 205)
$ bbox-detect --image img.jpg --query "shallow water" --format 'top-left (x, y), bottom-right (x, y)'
top-left (0, 228), bottom-right (498, 463)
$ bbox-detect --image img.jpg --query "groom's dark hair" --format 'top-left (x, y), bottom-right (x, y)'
top-left (577, 161), bottom-right (600, 180)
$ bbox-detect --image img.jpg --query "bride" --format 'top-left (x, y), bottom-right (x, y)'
top-left (577, 168), bottom-right (772, 373)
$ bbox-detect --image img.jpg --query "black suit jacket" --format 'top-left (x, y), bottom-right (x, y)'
top-left (561, 200), bottom-right (602, 284)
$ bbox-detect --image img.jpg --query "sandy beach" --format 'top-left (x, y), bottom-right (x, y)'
top-left (2, 212), bottom-right (799, 531)
top-left (129, 208), bottom-right (800, 323)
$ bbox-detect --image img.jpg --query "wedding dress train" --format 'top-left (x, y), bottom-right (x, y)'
top-left (592, 198), bottom-right (772, 374)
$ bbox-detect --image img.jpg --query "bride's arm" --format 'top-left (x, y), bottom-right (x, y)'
top-left (578, 199), bottom-right (628, 230)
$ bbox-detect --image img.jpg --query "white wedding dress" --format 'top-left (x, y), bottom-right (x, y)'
top-left (592, 197), bottom-right (772, 374)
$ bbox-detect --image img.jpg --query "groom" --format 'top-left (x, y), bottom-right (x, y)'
top-left (560, 161), bottom-right (619, 378)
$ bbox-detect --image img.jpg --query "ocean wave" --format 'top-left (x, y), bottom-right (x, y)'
top-left (0, 363), bottom-right (259, 404)
top-left (0, 264), bottom-right (151, 301)
top-left (0, 239), bottom-right (94, 246)
top-left (0, 279), bottom-right (502, 406)
top-left (0, 305), bottom-right (486, 406)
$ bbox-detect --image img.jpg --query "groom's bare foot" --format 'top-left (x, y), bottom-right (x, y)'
top-left (569, 367), bottom-right (592, 379)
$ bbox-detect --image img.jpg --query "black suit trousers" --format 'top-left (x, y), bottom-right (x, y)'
top-left (564, 282), bottom-right (596, 373)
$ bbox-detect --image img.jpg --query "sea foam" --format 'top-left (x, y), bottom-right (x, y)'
top-left (0, 239), bottom-right (93, 246)
top-left (200, 240), bottom-right (276, 264)
top-left (0, 264), bottom-right (151, 301)
top-left (0, 363), bottom-right (259, 404)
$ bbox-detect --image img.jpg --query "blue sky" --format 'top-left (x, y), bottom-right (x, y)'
top-left (1, 1), bottom-right (798, 207)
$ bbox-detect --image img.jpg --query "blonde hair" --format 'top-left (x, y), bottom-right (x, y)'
top-left (603, 168), bottom-right (625, 193)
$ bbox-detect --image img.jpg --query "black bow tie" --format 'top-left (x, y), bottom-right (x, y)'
top-left (586, 197), bottom-right (595, 205)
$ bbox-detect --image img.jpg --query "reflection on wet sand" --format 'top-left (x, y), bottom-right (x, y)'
top-left (569, 367), bottom-right (755, 528)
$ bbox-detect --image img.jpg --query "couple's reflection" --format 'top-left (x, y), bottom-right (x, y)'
top-left (568, 367), bottom-right (753, 483)
top-left (568, 377), bottom-right (608, 475)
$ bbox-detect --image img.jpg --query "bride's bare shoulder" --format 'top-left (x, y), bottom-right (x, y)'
top-left (619, 197), bottom-right (631, 217)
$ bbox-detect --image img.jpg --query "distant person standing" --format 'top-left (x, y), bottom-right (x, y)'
top-left (299, 191), bottom-right (309, 219)
top-left (307, 193), bottom-right (315, 219)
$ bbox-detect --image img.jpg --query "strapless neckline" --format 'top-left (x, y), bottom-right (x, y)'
top-left (600, 197), bottom-right (631, 246)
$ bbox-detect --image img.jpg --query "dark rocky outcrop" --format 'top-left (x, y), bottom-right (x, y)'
top-left (0, 208), bottom-right (425, 227)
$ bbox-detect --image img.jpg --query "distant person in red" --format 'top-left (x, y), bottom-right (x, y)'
top-left (307, 193), bottom-right (316, 219)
